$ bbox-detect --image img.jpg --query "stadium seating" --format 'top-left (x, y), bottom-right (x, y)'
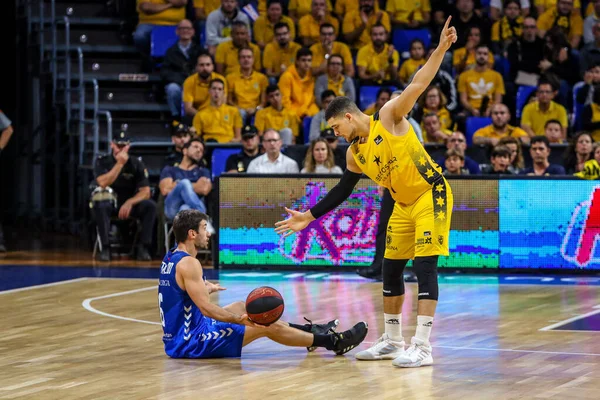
top-left (359, 86), bottom-right (398, 111)
top-left (211, 148), bottom-right (243, 179)
top-left (150, 26), bottom-right (178, 58)
top-left (392, 29), bottom-right (431, 59)
top-left (465, 116), bottom-right (492, 146)
top-left (572, 83), bottom-right (586, 132)
top-left (516, 85), bottom-right (536, 119)
top-left (303, 116), bottom-right (312, 144)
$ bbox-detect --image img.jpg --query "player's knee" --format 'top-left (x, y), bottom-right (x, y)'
top-left (382, 258), bottom-right (408, 297)
top-left (413, 256), bottom-right (439, 301)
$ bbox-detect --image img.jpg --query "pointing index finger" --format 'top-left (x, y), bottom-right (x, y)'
top-left (443, 15), bottom-right (452, 31)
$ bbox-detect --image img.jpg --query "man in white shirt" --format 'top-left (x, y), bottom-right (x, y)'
top-left (247, 129), bottom-right (299, 173)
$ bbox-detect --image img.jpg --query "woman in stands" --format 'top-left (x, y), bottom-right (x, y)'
top-left (564, 132), bottom-right (594, 174)
top-left (498, 136), bottom-right (525, 174)
top-left (301, 138), bottom-right (343, 174)
top-left (413, 85), bottom-right (453, 132)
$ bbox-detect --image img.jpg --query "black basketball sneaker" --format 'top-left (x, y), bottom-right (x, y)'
top-left (330, 321), bottom-right (369, 356)
top-left (305, 317), bottom-right (340, 352)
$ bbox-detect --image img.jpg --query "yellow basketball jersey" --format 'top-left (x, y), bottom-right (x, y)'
top-left (350, 112), bottom-right (443, 206)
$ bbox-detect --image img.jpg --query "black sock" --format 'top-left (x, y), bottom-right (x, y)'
top-left (289, 322), bottom-right (312, 332)
top-left (311, 333), bottom-right (335, 349)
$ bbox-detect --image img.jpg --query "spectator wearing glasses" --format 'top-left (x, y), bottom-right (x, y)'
top-left (263, 22), bottom-right (302, 83)
top-left (247, 129), bottom-right (300, 173)
top-left (310, 24), bottom-right (354, 78)
top-left (160, 20), bottom-right (203, 122)
top-left (301, 138), bottom-right (343, 174)
top-left (225, 125), bottom-right (261, 173)
top-left (520, 80), bottom-right (568, 139)
top-left (414, 85), bottom-right (453, 131)
top-left (520, 135), bottom-right (566, 175)
top-left (92, 132), bottom-right (157, 262)
top-left (314, 55), bottom-right (356, 105)
top-left (309, 90), bottom-right (336, 141)
top-left (437, 131), bottom-right (481, 174)
top-left (254, 85), bottom-right (299, 145)
top-left (474, 103), bottom-right (529, 146)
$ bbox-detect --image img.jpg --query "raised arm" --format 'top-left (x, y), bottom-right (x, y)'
top-left (275, 148), bottom-right (362, 236)
top-left (380, 17), bottom-right (457, 125)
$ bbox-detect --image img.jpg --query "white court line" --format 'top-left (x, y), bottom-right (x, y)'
top-left (539, 304), bottom-right (600, 331)
top-left (82, 286), bottom-right (161, 326)
top-left (0, 277), bottom-right (89, 295)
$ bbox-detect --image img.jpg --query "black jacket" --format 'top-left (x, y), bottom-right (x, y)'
top-left (160, 42), bottom-right (204, 86)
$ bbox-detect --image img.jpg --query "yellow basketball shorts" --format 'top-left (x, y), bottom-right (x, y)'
top-left (384, 179), bottom-right (453, 260)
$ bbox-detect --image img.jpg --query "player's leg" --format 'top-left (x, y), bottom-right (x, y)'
top-left (243, 319), bottom-right (368, 356)
top-left (393, 179), bottom-right (453, 368)
top-left (356, 203), bottom-right (414, 360)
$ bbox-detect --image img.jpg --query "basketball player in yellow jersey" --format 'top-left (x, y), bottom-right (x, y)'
top-left (276, 18), bottom-right (457, 368)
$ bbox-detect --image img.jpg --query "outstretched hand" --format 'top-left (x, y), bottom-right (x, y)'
top-left (438, 16), bottom-right (458, 52)
top-left (274, 207), bottom-right (312, 237)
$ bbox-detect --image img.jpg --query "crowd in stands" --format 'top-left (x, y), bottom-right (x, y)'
top-left (88, 0), bottom-right (600, 260)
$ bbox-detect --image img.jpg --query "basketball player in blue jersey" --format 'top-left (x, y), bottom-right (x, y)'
top-left (159, 209), bottom-right (368, 359)
top-left (276, 19), bottom-right (458, 368)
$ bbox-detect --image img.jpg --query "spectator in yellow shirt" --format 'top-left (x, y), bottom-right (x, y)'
top-left (457, 45), bottom-right (505, 116)
top-left (414, 86), bottom-right (453, 131)
top-left (134, 0), bottom-right (187, 62)
top-left (193, 78), bottom-right (242, 143)
top-left (356, 24), bottom-right (400, 84)
top-left (263, 23), bottom-right (302, 83)
top-left (399, 39), bottom-right (426, 86)
top-left (289, 0), bottom-right (333, 22)
top-left (314, 54), bottom-right (357, 106)
top-left (215, 21), bottom-right (261, 76)
top-left (422, 113), bottom-right (453, 144)
top-left (227, 48), bottom-right (269, 123)
top-left (182, 54), bottom-right (227, 117)
top-left (536, 0), bottom-right (581, 17)
top-left (310, 23), bottom-right (355, 77)
top-left (491, 0), bottom-right (524, 56)
top-left (453, 26), bottom-right (495, 74)
top-left (192, 0), bottom-right (220, 40)
top-left (253, 0), bottom-right (296, 50)
top-left (298, 0), bottom-right (339, 47)
top-left (537, 0), bottom-right (583, 49)
top-left (342, 0), bottom-right (391, 50)
top-left (473, 103), bottom-right (530, 146)
top-left (278, 47), bottom-right (320, 119)
top-left (386, 0), bottom-right (431, 27)
top-left (255, 85), bottom-right (300, 144)
top-left (520, 80), bottom-right (568, 138)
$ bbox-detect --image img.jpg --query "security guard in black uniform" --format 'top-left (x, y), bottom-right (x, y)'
top-left (92, 132), bottom-right (157, 262)
top-left (224, 125), bottom-right (261, 173)
top-left (163, 122), bottom-right (192, 168)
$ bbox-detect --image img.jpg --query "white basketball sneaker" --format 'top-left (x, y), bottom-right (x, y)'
top-left (355, 333), bottom-right (405, 360)
top-left (392, 337), bottom-right (433, 368)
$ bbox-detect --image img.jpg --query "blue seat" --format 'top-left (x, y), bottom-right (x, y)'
top-left (465, 117), bottom-right (492, 146)
top-left (303, 117), bottom-right (312, 144)
top-left (572, 83), bottom-right (585, 131)
top-left (150, 26), bottom-right (178, 58)
top-left (211, 148), bottom-right (243, 179)
top-left (358, 86), bottom-right (398, 111)
top-left (516, 85), bottom-right (536, 119)
top-left (392, 29), bottom-right (431, 58)
top-left (493, 55), bottom-right (511, 82)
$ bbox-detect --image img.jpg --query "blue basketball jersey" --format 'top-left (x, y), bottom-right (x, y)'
top-left (158, 249), bottom-right (245, 359)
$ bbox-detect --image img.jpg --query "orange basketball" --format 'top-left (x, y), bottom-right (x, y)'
top-left (245, 286), bottom-right (284, 326)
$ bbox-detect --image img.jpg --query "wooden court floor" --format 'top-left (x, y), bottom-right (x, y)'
top-left (2, 276), bottom-right (600, 400)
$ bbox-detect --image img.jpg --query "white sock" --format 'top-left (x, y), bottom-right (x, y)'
top-left (415, 315), bottom-right (434, 344)
top-left (384, 313), bottom-right (403, 342)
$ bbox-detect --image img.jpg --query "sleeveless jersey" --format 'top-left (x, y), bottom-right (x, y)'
top-left (159, 249), bottom-right (206, 358)
top-left (350, 112), bottom-right (444, 206)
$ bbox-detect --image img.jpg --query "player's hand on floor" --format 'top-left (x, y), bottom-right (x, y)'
top-left (275, 207), bottom-right (312, 237)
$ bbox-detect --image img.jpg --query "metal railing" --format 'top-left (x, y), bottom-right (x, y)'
top-left (91, 78), bottom-right (100, 165)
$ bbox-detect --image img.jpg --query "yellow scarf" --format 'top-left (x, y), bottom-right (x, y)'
top-left (500, 16), bottom-right (523, 41)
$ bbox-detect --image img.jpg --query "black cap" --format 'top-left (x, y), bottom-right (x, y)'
top-left (320, 128), bottom-right (336, 140)
top-left (172, 123), bottom-right (192, 136)
top-left (113, 131), bottom-right (131, 145)
top-left (242, 125), bottom-right (258, 138)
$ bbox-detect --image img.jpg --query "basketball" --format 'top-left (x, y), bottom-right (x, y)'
top-left (245, 286), bottom-right (285, 326)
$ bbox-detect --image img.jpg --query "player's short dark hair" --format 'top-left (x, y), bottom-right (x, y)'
top-left (274, 21), bottom-right (290, 32)
top-left (545, 119), bottom-right (562, 129)
top-left (325, 96), bottom-right (361, 120)
top-left (209, 78), bottom-right (225, 88)
top-left (530, 135), bottom-right (550, 148)
top-left (296, 47), bottom-right (313, 59)
top-left (321, 89), bottom-right (336, 101)
top-left (173, 210), bottom-right (208, 243)
top-left (266, 84), bottom-right (280, 95)
top-left (491, 145), bottom-right (511, 159)
top-left (183, 137), bottom-right (204, 150)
